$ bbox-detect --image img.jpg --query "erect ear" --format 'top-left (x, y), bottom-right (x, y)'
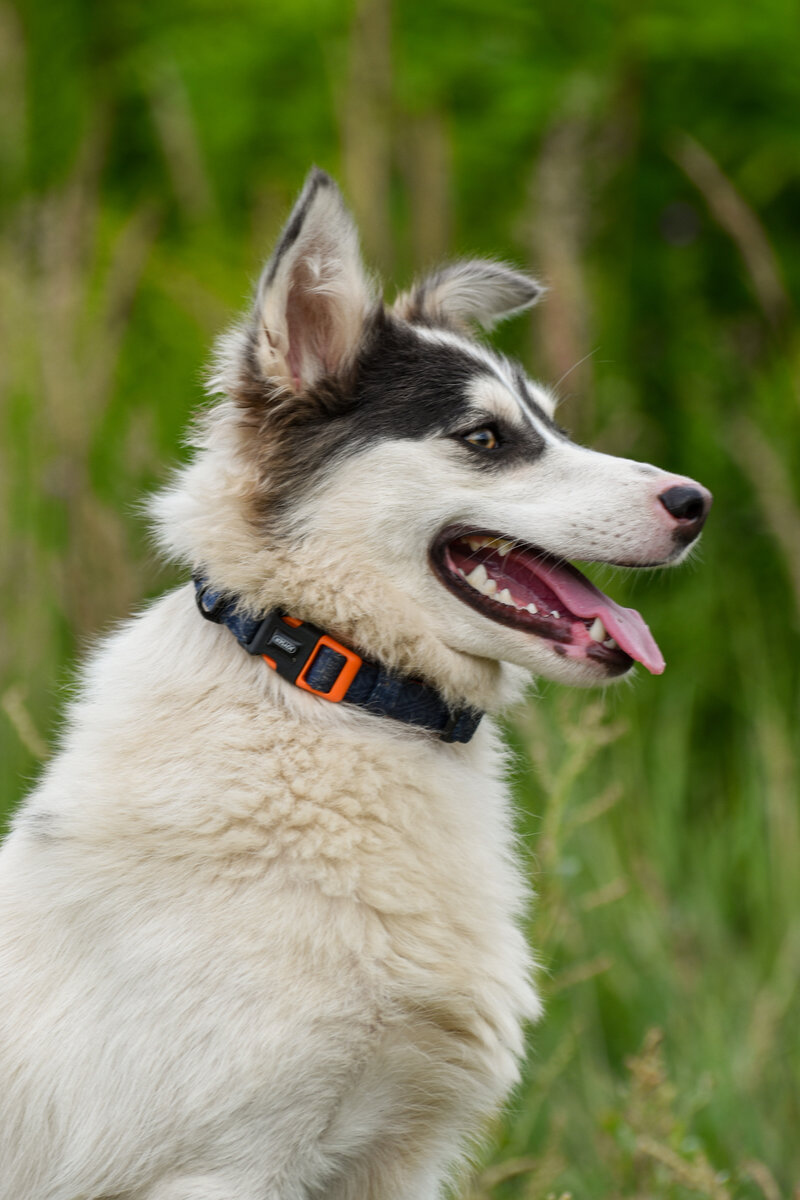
top-left (253, 168), bottom-right (377, 392)
top-left (393, 260), bottom-right (542, 332)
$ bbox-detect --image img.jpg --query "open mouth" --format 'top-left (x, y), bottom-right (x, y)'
top-left (430, 527), bottom-right (665, 676)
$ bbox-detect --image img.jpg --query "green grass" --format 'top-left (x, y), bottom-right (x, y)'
top-left (1, 0), bottom-right (799, 1194)
top-left (487, 687), bottom-right (800, 1198)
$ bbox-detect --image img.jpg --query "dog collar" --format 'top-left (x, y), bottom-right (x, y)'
top-left (193, 577), bottom-right (483, 744)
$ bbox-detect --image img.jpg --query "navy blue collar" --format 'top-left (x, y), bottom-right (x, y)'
top-left (193, 577), bottom-right (483, 744)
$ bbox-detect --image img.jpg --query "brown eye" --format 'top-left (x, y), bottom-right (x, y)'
top-left (463, 427), bottom-right (499, 450)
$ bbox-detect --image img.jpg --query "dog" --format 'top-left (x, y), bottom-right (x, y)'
top-left (0, 168), bottom-right (710, 1200)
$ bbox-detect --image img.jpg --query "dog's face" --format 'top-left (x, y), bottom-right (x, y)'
top-left (205, 169), bottom-right (710, 688)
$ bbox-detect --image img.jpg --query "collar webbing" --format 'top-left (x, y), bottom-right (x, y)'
top-left (193, 577), bottom-right (483, 744)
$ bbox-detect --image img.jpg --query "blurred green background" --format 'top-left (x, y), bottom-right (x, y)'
top-left (1, 0), bottom-right (799, 1195)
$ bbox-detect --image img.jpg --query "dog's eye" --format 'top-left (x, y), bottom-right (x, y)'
top-left (463, 426), bottom-right (499, 450)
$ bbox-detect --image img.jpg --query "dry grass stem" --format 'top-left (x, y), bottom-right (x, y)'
top-left (670, 133), bottom-right (791, 330)
top-left (742, 1160), bottom-right (783, 1200)
top-left (729, 415), bottom-right (800, 625)
top-left (1, 687), bottom-right (48, 761)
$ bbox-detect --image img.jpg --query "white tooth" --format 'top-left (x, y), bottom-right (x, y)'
top-left (550, 610), bottom-right (561, 619)
top-left (498, 588), bottom-right (514, 606)
top-left (468, 538), bottom-right (484, 552)
top-left (603, 637), bottom-right (617, 649)
top-left (465, 564), bottom-right (488, 590)
top-left (589, 617), bottom-right (606, 643)
top-left (480, 577), bottom-right (497, 597)
top-left (526, 603), bottom-right (538, 614)
top-left (496, 540), bottom-right (513, 557)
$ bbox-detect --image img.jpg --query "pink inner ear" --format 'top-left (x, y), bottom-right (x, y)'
top-left (286, 259), bottom-right (325, 390)
top-left (285, 262), bottom-right (338, 390)
top-left (287, 349), bottom-right (303, 392)
top-left (285, 278), bottom-right (312, 390)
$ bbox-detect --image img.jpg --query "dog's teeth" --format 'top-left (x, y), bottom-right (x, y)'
top-left (467, 538), bottom-right (485, 552)
top-left (603, 636), bottom-right (617, 649)
top-left (550, 610), bottom-right (561, 619)
top-left (498, 588), bottom-right (514, 606)
top-left (481, 577), bottom-right (498, 597)
top-left (496, 540), bottom-right (513, 557)
top-left (465, 564), bottom-right (488, 589)
top-left (589, 617), bottom-right (607, 643)
top-left (526, 603), bottom-right (538, 614)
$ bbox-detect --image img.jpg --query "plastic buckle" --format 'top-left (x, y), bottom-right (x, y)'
top-left (245, 612), bottom-right (361, 702)
top-left (296, 635), bottom-right (362, 702)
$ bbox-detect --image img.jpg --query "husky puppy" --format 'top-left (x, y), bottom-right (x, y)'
top-left (0, 169), bottom-right (710, 1200)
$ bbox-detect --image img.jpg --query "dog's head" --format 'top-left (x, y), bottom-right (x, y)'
top-left (155, 168), bottom-right (710, 708)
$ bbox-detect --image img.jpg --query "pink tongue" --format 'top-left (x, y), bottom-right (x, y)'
top-left (533, 558), bottom-right (665, 675)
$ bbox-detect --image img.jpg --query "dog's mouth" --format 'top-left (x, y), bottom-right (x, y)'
top-left (430, 527), bottom-right (665, 676)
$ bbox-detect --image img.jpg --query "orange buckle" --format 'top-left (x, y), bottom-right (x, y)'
top-left (255, 612), bottom-right (362, 702)
top-left (294, 636), bottom-right (362, 702)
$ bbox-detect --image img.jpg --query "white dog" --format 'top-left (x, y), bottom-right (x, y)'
top-left (0, 169), bottom-right (710, 1200)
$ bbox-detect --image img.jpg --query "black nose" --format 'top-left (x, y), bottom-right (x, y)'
top-left (658, 484), bottom-right (712, 538)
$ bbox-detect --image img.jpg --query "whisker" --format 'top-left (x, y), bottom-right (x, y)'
top-left (552, 347), bottom-right (600, 393)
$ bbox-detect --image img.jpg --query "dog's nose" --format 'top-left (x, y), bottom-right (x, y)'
top-left (658, 483), bottom-right (712, 539)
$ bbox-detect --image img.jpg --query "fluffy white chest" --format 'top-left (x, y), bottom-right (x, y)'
top-left (0, 593), bottom-right (539, 1200)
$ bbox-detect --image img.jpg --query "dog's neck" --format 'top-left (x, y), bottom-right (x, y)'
top-left (151, 424), bottom-right (527, 717)
top-left (193, 575), bottom-right (485, 743)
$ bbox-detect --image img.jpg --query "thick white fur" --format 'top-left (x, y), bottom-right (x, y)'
top-left (0, 172), bottom-right (702, 1199)
top-left (0, 591), bottom-right (536, 1199)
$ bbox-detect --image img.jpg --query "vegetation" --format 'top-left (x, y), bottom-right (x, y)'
top-left (1, 0), bottom-right (798, 1194)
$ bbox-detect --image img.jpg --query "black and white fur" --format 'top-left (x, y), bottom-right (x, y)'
top-left (0, 169), bottom-right (710, 1200)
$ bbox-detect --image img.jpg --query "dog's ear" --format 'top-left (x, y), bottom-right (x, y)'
top-left (393, 260), bottom-right (542, 332)
top-left (252, 168), bottom-right (376, 392)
